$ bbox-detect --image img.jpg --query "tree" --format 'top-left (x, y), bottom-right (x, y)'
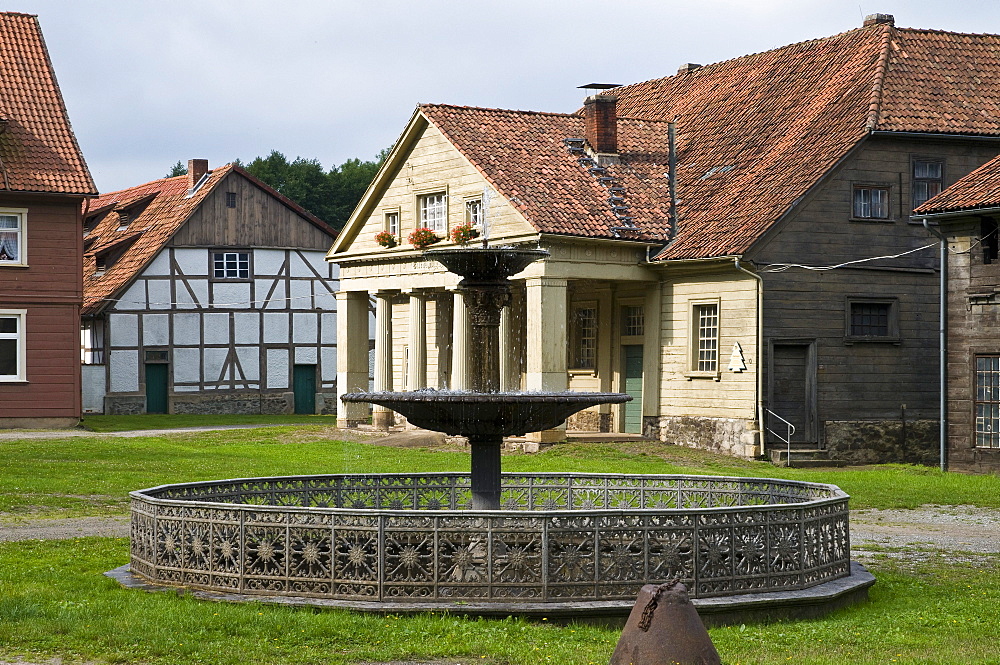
top-left (165, 160), bottom-right (187, 177)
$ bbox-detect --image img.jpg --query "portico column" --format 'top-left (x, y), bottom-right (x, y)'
top-left (336, 290), bottom-right (370, 428)
top-left (372, 292), bottom-right (394, 430)
top-left (407, 292), bottom-right (427, 391)
top-left (525, 276), bottom-right (568, 442)
top-left (450, 290), bottom-right (468, 390)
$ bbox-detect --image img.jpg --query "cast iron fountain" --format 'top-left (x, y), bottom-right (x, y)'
top-left (342, 246), bottom-right (630, 509)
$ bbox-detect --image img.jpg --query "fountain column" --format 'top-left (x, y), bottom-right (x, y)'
top-left (406, 292), bottom-right (427, 390)
top-left (372, 292), bottom-right (394, 430)
top-left (499, 302), bottom-right (517, 392)
top-left (450, 290), bottom-right (468, 390)
top-left (525, 276), bottom-right (568, 443)
top-left (336, 290), bottom-right (371, 428)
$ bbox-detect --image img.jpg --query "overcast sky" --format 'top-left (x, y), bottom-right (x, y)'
top-left (12, 0), bottom-right (1000, 193)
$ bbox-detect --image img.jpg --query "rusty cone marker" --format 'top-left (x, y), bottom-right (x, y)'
top-left (609, 580), bottom-right (721, 665)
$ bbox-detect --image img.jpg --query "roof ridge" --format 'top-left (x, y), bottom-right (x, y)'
top-left (895, 25), bottom-right (1000, 38)
top-left (420, 103), bottom-right (577, 119)
top-left (866, 24), bottom-right (895, 131)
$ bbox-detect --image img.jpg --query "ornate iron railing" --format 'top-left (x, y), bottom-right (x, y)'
top-left (129, 473), bottom-right (851, 604)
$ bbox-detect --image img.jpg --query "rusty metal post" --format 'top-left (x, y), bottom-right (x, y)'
top-left (609, 581), bottom-right (721, 665)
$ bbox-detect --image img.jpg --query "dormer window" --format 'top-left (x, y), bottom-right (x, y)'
top-left (116, 211), bottom-right (131, 231)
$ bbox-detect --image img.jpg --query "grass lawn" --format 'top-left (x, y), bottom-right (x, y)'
top-left (1, 419), bottom-right (999, 664)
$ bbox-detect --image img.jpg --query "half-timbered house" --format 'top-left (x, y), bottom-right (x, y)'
top-left (0, 12), bottom-right (97, 428)
top-left (913, 155), bottom-right (1000, 473)
top-left (82, 161), bottom-right (340, 415)
top-left (330, 15), bottom-right (1000, 464)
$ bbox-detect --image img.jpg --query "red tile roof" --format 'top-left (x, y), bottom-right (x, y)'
top-left (0, 13), bottom-right (95, 195)
top-left (913, 153), bottom-right (1000, 216)
top-left (420, 22), bottom-right (1000, 260)
top-left (82, 165), bottom-right (334, 315)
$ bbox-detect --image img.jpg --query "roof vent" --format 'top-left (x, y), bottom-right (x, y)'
top-left (677, 63), bottom-right (702, 74)
top-left (863, 13), bottom-right (894, 27)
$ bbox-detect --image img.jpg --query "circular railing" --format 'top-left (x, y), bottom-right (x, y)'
top-left (129, 473), bottom-right (851, 604)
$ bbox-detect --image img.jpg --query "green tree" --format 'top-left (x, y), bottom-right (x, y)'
top-left (165, 160), bottom-right (187, 177)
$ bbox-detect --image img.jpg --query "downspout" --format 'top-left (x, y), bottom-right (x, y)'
top-left (734, 257), bottom-right (764, 457)
top-left (922, 219), bottom-right (947, 472)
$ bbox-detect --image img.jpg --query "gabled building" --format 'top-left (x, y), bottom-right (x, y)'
top-left (82, 161), bottom-right (340, 415)
top-left (913, 154), bottom-right (1000, 473)
top-left (0, 12), bottom-right (97, 428)
top-left (330, 15), bottom-right (1000, 463)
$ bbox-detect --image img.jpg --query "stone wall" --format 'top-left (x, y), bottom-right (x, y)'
top-left (567, 410), bottom-right (611, 432)
top-left (823, 419), bottom-right (938, 466)
top-left (105, 396), bottom-right (146, 415)
top-left (650, 415), bottom-right (760, 458)
top-left (107, 392), bottom-right (299, 415)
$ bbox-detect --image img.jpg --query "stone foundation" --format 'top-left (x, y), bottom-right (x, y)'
top-left (650, 416), bottom-right (760, 458)
top-left (567, 409), bottom-right (611, 432)
top-left (105, 391), bottom-right (301, 416)
top-left (0, 416), bottom-right (80, 429)
top-left (823, 420), bottom-right (937, 465)
top-left (105, 396), bottom-right (146, 415)
top-left (948, 446), bottom-right (1000, 474)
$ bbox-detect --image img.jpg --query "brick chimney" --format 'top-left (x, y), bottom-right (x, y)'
top-left (677, 63), bottom-right (702, 74)
top-left (187, 159), bottom-right (209, 189)
top-left (584, 95), bottom-right (618, 156)
top-left (863, 13), bottom-right (894, 27)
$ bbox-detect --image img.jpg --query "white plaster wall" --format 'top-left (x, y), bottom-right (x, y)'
top-left (267, 348), bottom-right (289, 388)
top-left (110, 313), bottom-right (139, 347)
top-left (321, 313), bottom-right (337, 343)
top-left (315, 290), bottom-right (336, 310)
top-left (81, 364), bottom-right (106, 413)
top-left (236, 346), bottom-right (260, 381)
top-left (203, 313), bottom-right (230, 345)
top-left (289, 252), bottom-right (315, 278)
top-left (174, 347), bottom-right (200, 383)
top-left (295, 346), bottom-right (317, 364)
top-left (144, 251), bottom-right (170, 277)
top-left (322, 347), bottom-right (337, 381)
top-left (115, 282), bottom-right (146, 310)
top-left (142, 314), bottom-right (169, 346)
top-left (174, 248), bottom-right (206, 276)
top-left (234, 312), bottom-right (260, 344)
top-left (290, 280), bottom-right (312, 309)
top-left (213, 282), bottom-right (251, 309)
top-left (174, 313), bottom-right (200, 346)
top-left (264, 313), bottom-right (288, 343)
top-left (254, 249), bottom-right (286, 276)
top-left (259, 280), bottom-right (286, 309)
top-left (175, 280), bottom-right (208, 309)
top-left (110, 350), bottom-right (138, 392)
top-left (146, 279), bottom-right (171, 310)
top-left (203, 347), bottom-right (227, 384)
top-left (304, 251), bottom-right (330, 278)
top-left (292, 312), bottom-right (317, 344)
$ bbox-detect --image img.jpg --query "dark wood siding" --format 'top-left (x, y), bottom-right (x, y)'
top-left (168, 172), bottom-right (334, 250)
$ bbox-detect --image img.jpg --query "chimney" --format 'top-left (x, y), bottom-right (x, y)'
top-left (187, 159), bottom-right (209, 189)
top-left (863, 13), bottom-right (894, 27)
top-left (677, 63), bottom-right (702, 74)
top-left (584, 94), bottom-right (618, 156)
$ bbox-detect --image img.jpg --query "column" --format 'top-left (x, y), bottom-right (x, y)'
top-left (450, 290), bottom-right (468, 390)
top-left (499, 301), bottom-right (518, 392)
top-left (524, 276), bottom-right (568, 442)
top-left (372, 292), bottom-right (394, 430)
top-left (336, 290), bottom-right (370, 428)
top-left (407, 292), bottom-right (427, 391)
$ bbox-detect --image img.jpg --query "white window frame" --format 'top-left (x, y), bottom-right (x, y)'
top-left (975, 354), bottom-right (1000, 449)
top-left (0, 208), bottom-right (28, 267)
top-left (465, 198), bottom-right (483, 229)
top-left (384, 209), bottom-right (400, 236)
top-left (0, 309), bottom-right (27, 382)
top-left (419, 192), bottom-right (448, 233)
top-left (212, 250), bottom-right (251, 280)
top-left (688, 299), bottom-right (720, 378)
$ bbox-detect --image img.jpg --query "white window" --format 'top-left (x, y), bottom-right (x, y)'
top-left (571, 304), bottom-right (598, 370)
top-left (466, 199), bottom-right (483, 228)
top-left (0, 310), bottom-right (26, 381)
top-left (212, 251), bottom-right (250, 279)
top-left (0, 209), bottom-right (27, 265)
top-left (81, 319), bottom-right (105, 365)
top-left (853, 186), bottom-right (890, 219)
top-left (420, 193), bottom-right (447, 233)
top-left (975, 355), bottom-right (1000, 448)
top-left (693, 303), bottom-right (719, 373)
top-left (385, 211), bottom-right (400, 236)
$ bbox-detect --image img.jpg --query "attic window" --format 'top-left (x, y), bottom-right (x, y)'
top-left (853, 185), bottom-right (890, 220)
top-left (226, 192), bottom-right (237, 208)
top-left (116, 211), bottom-right (131, 231)
top-left (912, 160), bottom-right (943, 210)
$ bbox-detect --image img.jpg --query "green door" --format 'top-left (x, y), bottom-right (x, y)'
top-left (145, 363), bottom-right (169, 414)
top-left (623, 345), bottom-right (643, 434)
top-left (293, 364), bottom-right (317, 415)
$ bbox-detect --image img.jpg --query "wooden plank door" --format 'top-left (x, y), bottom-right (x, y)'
top-left (768, 343), bottom-right (816, 443)
top-left (623, 345), bottom-right (644, 434)
top-left (293, 364), bottom-right (317, 415)
top-left (145, 363), bottom-right (169, 414)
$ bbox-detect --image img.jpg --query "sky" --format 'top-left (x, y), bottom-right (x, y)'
top-left (12, 0), bottom-right (1000, 193)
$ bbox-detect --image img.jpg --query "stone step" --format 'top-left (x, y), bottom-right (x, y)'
top-left (768, 447), bottom-right (848, 468)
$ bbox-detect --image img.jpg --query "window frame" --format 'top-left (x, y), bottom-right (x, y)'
top-left (384, 208), bottom-right (400, 237)
top-left (911, 158), bottom-right (944, 212)
top-left (851, 184), bottom-right (892, 221)
top-left (210, 249), bottom-right (252, 281)
top-left (844, 296), bottom-right (900, 344)
top-left (687, 299), bottom-right (720, 378)
top-left (0, 208), bottom-right (28, 267)
top-left (0, 309), bottom-right (27, 382)
top-left (569, 301), bottom-right (599, 372)
top-left (465, 198), bottom-right (483, 230)
top-left (225, 192), bottom-right (238, 209)
top-left (80, 318), bottom-right (105, 365)
top-left (417, 191), bottom-right (448, 234)
top-left (974, 354), bottom-right (1000, 449)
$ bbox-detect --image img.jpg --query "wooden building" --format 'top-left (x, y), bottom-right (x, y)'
top-left (82, 161), bottom-right (340, 415)
top-left (0, 13), bottom-right (97, 428)
top-left (912, 154), bottom-right (1000, 473)
top-left (330, 15), bottom-right (1000, 463)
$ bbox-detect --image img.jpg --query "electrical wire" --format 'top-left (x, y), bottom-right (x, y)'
top-left (101, 291), bottom-right (337, 308)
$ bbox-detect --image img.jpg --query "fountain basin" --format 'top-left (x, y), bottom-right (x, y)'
top-left (341, 391), bottom-right (631, 437)
top-left (423, 247), bottom-right (550, 285)
top-left (126, 472), bottom-right (855, 614)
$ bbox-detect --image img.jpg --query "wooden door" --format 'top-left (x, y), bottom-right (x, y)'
top-left (768, 343), bottom-right (816, 443)
top-left (145, 363), bottom-right (169, 414)
top-left (293, 364), bottom-right (317, 415)
top-left (622, 345), bottom-right (644, 434)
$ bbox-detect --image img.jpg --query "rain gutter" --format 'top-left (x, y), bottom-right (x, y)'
top-left (734, 257), bottom-right (765, 456)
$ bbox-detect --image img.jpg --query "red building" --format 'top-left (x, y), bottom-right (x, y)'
top-left (0, 13), bottom-right (97, 427)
